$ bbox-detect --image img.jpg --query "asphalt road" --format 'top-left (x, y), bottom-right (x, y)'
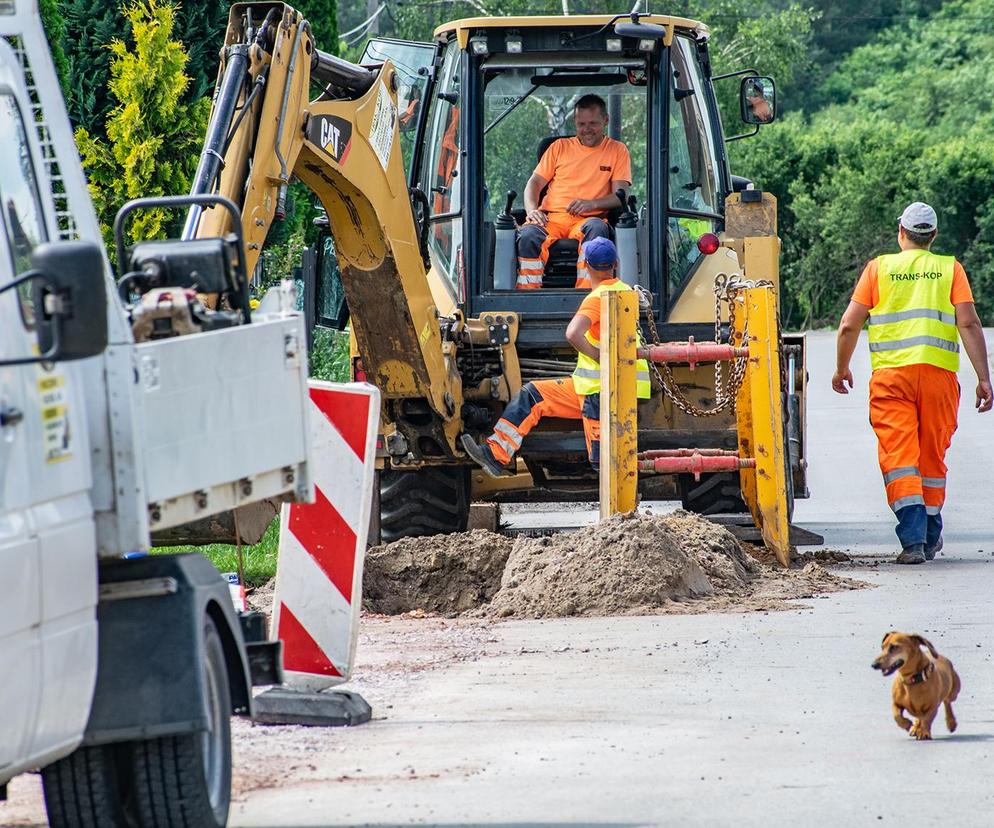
top-left (5, 330), bottom-right (993, 827)
top-left (227, 331), bottom-right (994, 827)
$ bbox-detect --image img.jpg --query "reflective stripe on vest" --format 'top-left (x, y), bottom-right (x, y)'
top-left (572, 280), bottom-right (652, 398)
top-left (867, 250), bottom-right (959, 372)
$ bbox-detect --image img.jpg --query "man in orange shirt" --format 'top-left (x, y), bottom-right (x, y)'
top-left (833, 202), bottom-right (992, 564)
top-left (516, 94), bottom-right (632, 290)
top-left (463, 238), bottom-right (649, 476)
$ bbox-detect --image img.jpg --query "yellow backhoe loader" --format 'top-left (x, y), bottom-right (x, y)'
top-left (175, 3), bottom-right (808, 544)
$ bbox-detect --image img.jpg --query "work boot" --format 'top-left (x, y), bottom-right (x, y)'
top-left (895, 544), bottom-right (927, 565)
top-left (460, 434), bottom-right (513, 478)
top-left (925, 536), bottom-right (943, 561)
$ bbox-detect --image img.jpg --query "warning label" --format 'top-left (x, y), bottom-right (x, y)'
top-left (369, 81), bottom-right (397, 172)
top-left (37, 373), bottom-right (71, 463)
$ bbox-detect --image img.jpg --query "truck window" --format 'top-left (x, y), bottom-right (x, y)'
top-left (667, 37), bottom-right (719, 293)
top-left (418, 43), bottom-right (461, 297)
top-left (0, 92), bottom-right (48, 328)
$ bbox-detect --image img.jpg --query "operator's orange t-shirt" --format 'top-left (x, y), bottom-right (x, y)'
top-left (535, 137), bottom-right (632, 217)
top-left (852, 258), bottom-right (974, 307)
top-left (575, 279), bottom-right (620, 340)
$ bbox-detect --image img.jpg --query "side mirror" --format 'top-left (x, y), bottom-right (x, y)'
top-left (0, 240), bottom-right (107, 366)
top-left (33, 240), bottom-right (108, 361)
top-left (302, 230), bottom-right (349, 335)
top-left (740, 76), bottom-right (776, 125)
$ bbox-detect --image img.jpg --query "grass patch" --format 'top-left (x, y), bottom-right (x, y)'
top-left (152, 518), bottom-right (281, 587)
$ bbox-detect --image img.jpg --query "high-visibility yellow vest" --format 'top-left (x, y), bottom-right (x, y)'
top-left (572, 280), bottom-right (652, 398)
top-left (867, 250), bottom-right (960, 372)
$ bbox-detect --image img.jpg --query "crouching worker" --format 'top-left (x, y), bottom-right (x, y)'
top-left (461, 237), bottom-right (651, 477)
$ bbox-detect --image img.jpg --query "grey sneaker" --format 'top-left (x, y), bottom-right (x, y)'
top-left (895, 544), bottom-right (927, 565)
top-left (924, 536), bottom-right (943, 561)
top-left (460, 433), bottom-right (513, 478)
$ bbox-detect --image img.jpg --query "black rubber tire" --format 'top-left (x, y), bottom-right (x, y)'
top-left (129, 616), bottom-right (232, 828)
top-left (379, 465), bottom-right (470, 544)
top-left (42, 743), bottom-right (129, 828)
top-left (679, 471), bottom-right (748, 516)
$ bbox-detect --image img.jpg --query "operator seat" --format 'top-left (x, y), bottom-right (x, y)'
top-left (531, 135), bottom-right (618, 289)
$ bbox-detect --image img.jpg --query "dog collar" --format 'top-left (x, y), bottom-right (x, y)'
top-left (903, 662), bottom-right (934, 686)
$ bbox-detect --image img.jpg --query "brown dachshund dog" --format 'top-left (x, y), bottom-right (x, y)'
top-left (872, 631), bottom-right (961, 740)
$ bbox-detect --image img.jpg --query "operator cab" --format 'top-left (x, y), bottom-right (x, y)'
top-left (353, 16), bottom-right (774, 351)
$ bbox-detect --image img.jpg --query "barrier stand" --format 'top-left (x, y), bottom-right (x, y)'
top-left (599, 290), bottom-right (639, 519)
top-left (741, 286), bottom-right (791, 566)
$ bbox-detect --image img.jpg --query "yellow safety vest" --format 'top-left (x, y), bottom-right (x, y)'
top-left (572, 280), bottom-right (652, 398)
top-left (867, 250), bottom-right (959, 373)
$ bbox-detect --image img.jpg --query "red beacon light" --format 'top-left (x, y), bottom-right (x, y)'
top-left (697, 232), bottom-right (720, 255)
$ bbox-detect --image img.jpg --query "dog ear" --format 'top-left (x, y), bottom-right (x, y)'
top-left (881, 631), bottom-right (897, 647)
top-left (911, 635), bottom-right (940, 658)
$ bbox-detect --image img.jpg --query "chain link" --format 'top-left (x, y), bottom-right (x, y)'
top-left (637, 274), bottom-right (777, 418)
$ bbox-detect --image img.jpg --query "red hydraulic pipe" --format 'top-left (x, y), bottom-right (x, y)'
top-left (637, 452), bottom-right (756, 481)
top-left (640, 448), bottom-right (738, 459)
top-left (637, 335), bottom-right (748, 369)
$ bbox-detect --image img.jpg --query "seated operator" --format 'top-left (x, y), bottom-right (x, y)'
top-left (515, 93), bottom-right (632, 290)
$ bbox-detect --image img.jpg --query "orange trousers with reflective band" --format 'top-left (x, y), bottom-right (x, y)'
top-left (516, 215), bottom-right (610, 290)
top-left (487, 377), bottom-right (601, 469)
top-left (869, 364), bottom-right (959, 516)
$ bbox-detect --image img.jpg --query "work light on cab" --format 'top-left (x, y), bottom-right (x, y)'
top-left (697, 233), bottom-right (720, 255)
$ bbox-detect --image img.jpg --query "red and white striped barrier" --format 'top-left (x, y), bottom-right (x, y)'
top-left (272, 380), bottom-right (380, 692)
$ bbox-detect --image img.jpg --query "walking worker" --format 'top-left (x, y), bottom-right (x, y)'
top-left (516, 94), bottom-right (632, 290)
top-left (833, 202), bottom-right (993, 564)
top-left (462, 237), bottom-right (651, 477)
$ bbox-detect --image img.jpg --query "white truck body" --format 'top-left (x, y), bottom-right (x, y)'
top-left (0, 0), bottom-right (312, 804)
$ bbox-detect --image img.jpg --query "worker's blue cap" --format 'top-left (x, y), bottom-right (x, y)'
top-left (583, 237), bottom-right (618, 268)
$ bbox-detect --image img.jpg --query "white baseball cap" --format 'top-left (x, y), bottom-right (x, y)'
top-left (899, 202), bottom-right (937, 233)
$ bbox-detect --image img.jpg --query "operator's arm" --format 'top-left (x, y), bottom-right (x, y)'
top-left (955, 301), bottom-right (993, 412)
top-left (566, 314), bottom-right (599, 361)
top-left (566, 180), bottom-right (630, 217)
top-left (832, 300), bottom-right (870, 394)
top-left (524, 173), bottom-right (549, 226)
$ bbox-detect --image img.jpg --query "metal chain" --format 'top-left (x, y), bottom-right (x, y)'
top-left (637, 274), bottom-right (776, 418)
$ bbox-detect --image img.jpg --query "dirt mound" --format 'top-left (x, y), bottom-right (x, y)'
top-left (362, 511), bottom-right (867, 619)
top-left (364, 530), bottom-right (513, 614)
top-left (488, 512), bottom-right (718, 618)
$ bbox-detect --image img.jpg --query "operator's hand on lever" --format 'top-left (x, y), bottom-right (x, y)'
top-left (832, 369), bottom-right (854, 395)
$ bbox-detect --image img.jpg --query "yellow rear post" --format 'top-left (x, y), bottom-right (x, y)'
top-left (742, 285), bottom-right (790, 566)
top-left (599, 291), bottom-right (639, 519)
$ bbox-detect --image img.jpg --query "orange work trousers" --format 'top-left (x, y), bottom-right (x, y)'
top-left (869, 364), bottom-right (959, 516)
top-left (516, 214), bottom-right (610, 290)
top-left (487, 377), bottom-right (601, 470)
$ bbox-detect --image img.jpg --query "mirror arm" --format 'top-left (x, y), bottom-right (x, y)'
top-left (711, 67), bottom-right (759, 83)
top-left (725, 124), bottom-right (760, 143)
top-left (0, 270), bottom-right (63, 367)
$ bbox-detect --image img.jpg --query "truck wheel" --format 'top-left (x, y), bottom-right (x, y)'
top-left (130, 615), bottom-right (232, 828)
top-left (42, 743), bottom-right (128, 828)
top-left (379, 465), bottom-right (470, 544)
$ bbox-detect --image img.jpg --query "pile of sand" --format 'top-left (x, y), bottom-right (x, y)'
top-left (364, 529), bottom-right (513, 614)
top-left (363, 510), bottom-right (866, 619)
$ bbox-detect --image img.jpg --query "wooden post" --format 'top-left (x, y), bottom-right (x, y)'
top-left (599, 290), bottom-right (639, 519)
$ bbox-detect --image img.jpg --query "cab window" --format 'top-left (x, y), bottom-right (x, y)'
top-left (360, 39), bottom-right (434, 181)
top-left (667, 37), bottom-right (720, 294)
top-left (0, 92), bottom-right (48, 327)
top-left (417, 44), bottom-right (461, 298)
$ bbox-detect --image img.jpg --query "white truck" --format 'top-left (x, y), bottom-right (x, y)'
top-left (0, 2), bottom-right (313, 825)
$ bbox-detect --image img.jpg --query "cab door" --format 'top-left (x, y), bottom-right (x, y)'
top-left (0, 52), bottom-right (98, 772)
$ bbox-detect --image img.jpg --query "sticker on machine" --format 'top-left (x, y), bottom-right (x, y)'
top-left (308, 114), bottom-right (353, 166)
top-left (369, 81), bottom-right (397, 171)
top-left (37, 373), bottom-right (71, 463)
